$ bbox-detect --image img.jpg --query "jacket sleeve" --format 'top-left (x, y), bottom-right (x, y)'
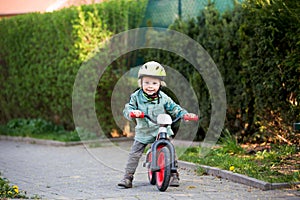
top-left (164, 95), bottom-right (188, 118)
top-left (123, 94), bottom-right (138, 120)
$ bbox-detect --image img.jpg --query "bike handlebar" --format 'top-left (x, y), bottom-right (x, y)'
top-left (182, 114), bottom-right (199, 121)
top-left (130, 112), bottom-right (145, 118)
top-left (130, 111), bottom-right (198, 124)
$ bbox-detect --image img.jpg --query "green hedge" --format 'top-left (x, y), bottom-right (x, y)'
top-left (1, 0), bottom-right (299, 143)
top-left (146, 0), bottom-right (300, 143)
top-left (0, 0), bottom-right (147, 136)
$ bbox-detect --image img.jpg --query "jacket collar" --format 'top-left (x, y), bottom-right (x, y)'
top-left (139, 89), bottom-right (161, 103)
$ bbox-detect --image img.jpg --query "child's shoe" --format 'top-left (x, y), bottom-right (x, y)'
top-left (117, 174), bottom-right (134, 188)
top-left (169, 172), bottom-right (180, 187)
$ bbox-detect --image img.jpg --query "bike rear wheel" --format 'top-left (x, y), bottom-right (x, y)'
top-left (156, 146), bottom-right (171, 192)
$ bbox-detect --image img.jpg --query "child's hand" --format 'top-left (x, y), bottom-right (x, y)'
top-left (130, 110), bottom-right (143, 118)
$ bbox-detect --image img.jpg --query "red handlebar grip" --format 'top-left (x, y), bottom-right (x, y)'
top-left (130, 112), bottom-right (145, 118)
top-left (183, 114), bottom-right (199, 121)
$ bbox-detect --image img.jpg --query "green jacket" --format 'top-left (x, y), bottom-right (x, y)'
top-left (123, 89), bottom-right (188, 144)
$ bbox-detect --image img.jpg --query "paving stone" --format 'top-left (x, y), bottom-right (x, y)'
top-left (0, 140), bottom-right (299, 199)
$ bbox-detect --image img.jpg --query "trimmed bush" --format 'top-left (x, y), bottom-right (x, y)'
top-left (0, 0), bottom-right (147, 137)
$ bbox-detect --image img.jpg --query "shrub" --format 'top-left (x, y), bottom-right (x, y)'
top-left (0, 0), bottom-right (147, 137)
top-left (146, 0), bottom-right (300, 144)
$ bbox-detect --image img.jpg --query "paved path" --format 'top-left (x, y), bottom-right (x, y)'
top-left (0, 140), bottom-right (299, 199)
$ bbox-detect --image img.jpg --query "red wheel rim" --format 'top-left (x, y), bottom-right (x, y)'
top-left (156, 151), bottom-right (165, 187)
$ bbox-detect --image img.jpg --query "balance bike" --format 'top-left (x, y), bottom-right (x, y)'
top-left (130, 112), bottom-right (198, 191)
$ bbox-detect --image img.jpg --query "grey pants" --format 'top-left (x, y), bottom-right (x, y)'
top-left (124, 140), bottom-right (178, 176)
top-left (125, 140), bottom-right (148, 174)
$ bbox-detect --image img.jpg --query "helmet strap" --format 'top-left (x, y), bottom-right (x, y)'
top-left (142, 86), bottom-right (161, 102)
top-left (142, 90), bottom-right (158, 99)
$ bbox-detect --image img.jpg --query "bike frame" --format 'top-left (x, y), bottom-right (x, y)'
top-left (130, 112), bottom-right (198, 173)
top-left (150, 133), bottom-right (177, 173)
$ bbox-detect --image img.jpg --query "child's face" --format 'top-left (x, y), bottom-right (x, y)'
top-left (142, 76), bottom-right (161, 95)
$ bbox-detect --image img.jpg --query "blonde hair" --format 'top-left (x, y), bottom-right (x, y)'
top-left (138, 78), bottom-right (166, 88)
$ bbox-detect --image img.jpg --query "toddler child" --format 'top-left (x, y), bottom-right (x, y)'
top-left (118, 61), bottom-right (196, 188)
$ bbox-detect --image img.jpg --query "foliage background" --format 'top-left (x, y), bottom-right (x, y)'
top-left (167, 0), bottom-right (300, 144)
top-left (0, 0), bottom-right (147, 136)
top-left (141, 0), bottom-right (299, 144)
top-left (0, 0), bottom-right (299, 144)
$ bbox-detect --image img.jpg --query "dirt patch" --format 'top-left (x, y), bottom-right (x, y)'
top-left (241, 143), bottom-right (300, 189)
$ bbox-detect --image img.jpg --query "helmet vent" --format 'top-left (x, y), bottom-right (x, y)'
top-left (138, 61), bottom-right (166, 79)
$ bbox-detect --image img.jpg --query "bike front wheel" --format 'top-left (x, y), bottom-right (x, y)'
top-left (156, 146), bottom-right (171, 192)
top-left (146, 150), bottom-right (156, 185)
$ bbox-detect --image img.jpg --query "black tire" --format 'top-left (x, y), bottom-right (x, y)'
top-left (155, 146), bottom-right (171, 192)
top-left (146, 151), bottom-right (156, 185)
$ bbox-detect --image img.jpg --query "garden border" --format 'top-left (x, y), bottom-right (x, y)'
top-left (178, 160), bottom-right (300, 191)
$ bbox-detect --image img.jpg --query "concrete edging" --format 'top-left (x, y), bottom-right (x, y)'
top-left (178, 160), bottom-right (300, 191)
top-left (0, 135), bottom-right (133, 147)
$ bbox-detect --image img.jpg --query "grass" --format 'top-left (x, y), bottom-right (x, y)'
top-left (178, 130), bottom-right (300, 184)
top-left (0, 118), bottom-right (96, 142)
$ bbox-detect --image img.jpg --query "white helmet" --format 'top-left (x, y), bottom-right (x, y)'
top-left (138, 61), bottom-right (166, 80)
